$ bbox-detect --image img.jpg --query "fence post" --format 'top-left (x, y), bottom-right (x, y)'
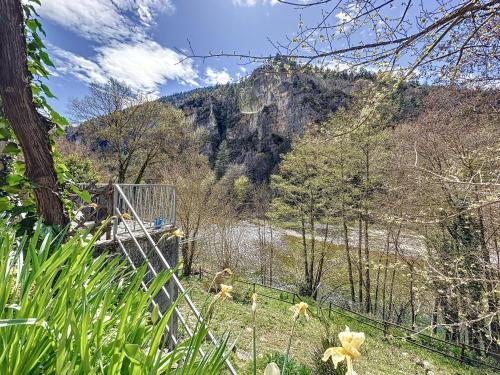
top-left (329, 302), bottom-right (332, 318)
top-left (384, 321), bottom-right (388, 337)
top-left (253, 282), bottom-right (256, 294)
top-left (292, 293), bottom-right (296, 305)
top-left (199, 266), bottom-right (202, 281)
top-left (461, 343), bottom-right (466, 362)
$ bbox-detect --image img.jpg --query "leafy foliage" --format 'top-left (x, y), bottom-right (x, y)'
top-left (0, 0), bottom-right (84, 232)
top-left (0, 222), bottom-right (231, 374)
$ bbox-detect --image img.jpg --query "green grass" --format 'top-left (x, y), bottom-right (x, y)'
top-left (181, 277), bottom-right (497, 375)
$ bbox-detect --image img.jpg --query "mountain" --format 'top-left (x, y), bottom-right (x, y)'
top-left (162, 63), bottom-right (373, 183)
top-left (162, 61), bottom-right (423, 182)
top-left (66, 61), bottom-right (424, 183)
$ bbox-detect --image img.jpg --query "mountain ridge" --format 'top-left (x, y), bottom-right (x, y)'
top-left (161, 63), bottom-right (423, 182)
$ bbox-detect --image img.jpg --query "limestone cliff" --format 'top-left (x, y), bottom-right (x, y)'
top-left (163, 64), bottom-right (379, 181)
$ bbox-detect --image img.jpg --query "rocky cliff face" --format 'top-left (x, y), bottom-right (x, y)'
top-left (163, 64), bottom-right (377, 182)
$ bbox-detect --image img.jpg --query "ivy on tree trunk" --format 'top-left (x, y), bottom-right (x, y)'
top-left (0, 0), bottom-right (67, 226)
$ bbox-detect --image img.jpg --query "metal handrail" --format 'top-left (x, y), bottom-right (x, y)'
top-left (113, 184), bottom-right (237, 374)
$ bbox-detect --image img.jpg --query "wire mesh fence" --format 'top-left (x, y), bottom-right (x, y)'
top-left (197, 266), bottom-right (500, 372)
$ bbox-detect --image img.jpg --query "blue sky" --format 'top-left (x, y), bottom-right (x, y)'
top-left (37, 0), bottom-right (320, 116)
top-left (37, 0), bottom-right (443, 116)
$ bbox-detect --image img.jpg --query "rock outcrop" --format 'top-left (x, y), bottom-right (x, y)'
top-left (163, 63), bottom-right (380, 182)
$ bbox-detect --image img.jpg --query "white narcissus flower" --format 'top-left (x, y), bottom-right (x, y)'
top-left (251, 293), bottom-right (257, 314)
top-left (217, 284), bottom-right (233, 301)
top-left (322, 326), bottom-right (365, 375)
top-left (290, 302), bottom-right (309, 321)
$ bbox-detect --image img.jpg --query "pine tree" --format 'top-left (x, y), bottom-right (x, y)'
top-left (214, 140), bottom-right (230, 179)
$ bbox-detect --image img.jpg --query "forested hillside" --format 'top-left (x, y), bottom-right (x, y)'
top-left (162, 61), bottom-right (425, 182)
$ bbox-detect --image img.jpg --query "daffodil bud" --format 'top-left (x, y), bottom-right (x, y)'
top-left (264, 362), bottom-right (281, 375)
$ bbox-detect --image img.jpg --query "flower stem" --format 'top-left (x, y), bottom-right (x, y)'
top-left (252, 323), bottom-right (257, 375)
top-left (282, 318), bottom-right (297, 375)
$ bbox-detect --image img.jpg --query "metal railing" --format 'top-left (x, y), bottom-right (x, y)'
top-left (112, 184), bottom-right (237, 374)
top-left (113, 184), bottom-right (176, 236)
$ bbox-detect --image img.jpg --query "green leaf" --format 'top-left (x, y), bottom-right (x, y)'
top-left (151, 303), bottom-right (160, 324)
top-left (39, 50), bottom-right (55, 67)
top-left (0, 318), bottom-right (39, 327)
top-left (78, 190), bottom-right (92, 203)
top-left (40, 83), bottom-right (56, 98)
top-left (14, 161), bottom-right (26, 174)
top-left (31, 83), bottom-right (41, 96)
top-left (124, 344), bottom-right (146, 365)
top-left (71, 185), bottom-right (91, 203)
top-left (26, 19), bottom-right (38, 33)
top-left (3, 142), bottom-right (21, 155)
top-left (6, 174), bottom-right (26, 186)
top-left (50, 110), bottom-right (69, 126)
top-left (0, 197), bottom-right (13, 212)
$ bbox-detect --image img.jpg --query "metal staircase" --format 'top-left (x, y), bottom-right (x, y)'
top-left (112, 183), bottom-right (237, 374)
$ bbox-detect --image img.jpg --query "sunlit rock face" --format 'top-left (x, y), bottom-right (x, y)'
top-left (164, 64), bottom-right (370, 182)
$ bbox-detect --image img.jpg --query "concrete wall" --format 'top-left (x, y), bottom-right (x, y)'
top-left (94, 227), bottom-right (179, 344)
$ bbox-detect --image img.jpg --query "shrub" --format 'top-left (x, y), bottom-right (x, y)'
top-left (0, 223), bottom-right (230, 374)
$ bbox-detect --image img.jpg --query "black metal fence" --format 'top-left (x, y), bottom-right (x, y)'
top-left (198, 267), bottom-right (500, 372)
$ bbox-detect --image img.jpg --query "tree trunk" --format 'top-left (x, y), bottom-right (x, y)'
top-left (409, 262), bottom-right (416, 329)
top-left (374, 235), bottom-right (387, 315)
top-left (381, 234), bottom-right (390, 321)
top-left (269, 222), bottom-right (274, 285)
top-left (357, 215), bottom-right (364, 310)
top-left (133, 150), bottom-right (155, 184)
top-left (313, 221), bottom-right (328, 300)
top-left (300, 216), bottom-right (310, 293)
top-left (0, 0), bottom-right (67, 226)
top-left (308, 211), bottom-right (316, 295)
top-left (364, 214), bottom-right (371, 313)
top-left (432, 295), bottom-right (439, 335)
top-left (343, 216), bottom-right (356, 304)
top-left (181, 242), bottom-right (194, 276)
top-left (388, 256), bottom-right (397, 321)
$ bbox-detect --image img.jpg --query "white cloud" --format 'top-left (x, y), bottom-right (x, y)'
top-left (205, 68), bottom-right (232, 85)
top-left (37, 0), bottom-right (175, 42)
top-left (232, 0), bottom-right (281, 6)
top-left (335, 3), bottom-right (360, 24)
top-left (325, 60), bottom-right (350, 72)
top-left (232, 0), bottom-right (258, 6)
top-left (39, 0), bottom-right (199, 94)
top-left (50, 46), bottom-right (108, 84)
top-left (50, 42), bottom-right (198, 95)
top-left (97, 41), bottom-right (199, 91)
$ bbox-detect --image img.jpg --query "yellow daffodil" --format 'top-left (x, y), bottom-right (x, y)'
top-left (322, 326), bottom-right (365, 375)
top-left (290, 302), bottom-right (309, 321)
top-left (264, 362), bottom-right (281, 375)
top-left (217, 284), bottom-right (233, 300)
top-left (121, 213), bottom-right (132, 220)
top-left (172, 229), bottom-right (185, 238)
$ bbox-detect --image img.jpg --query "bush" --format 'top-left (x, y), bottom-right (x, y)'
top-left (265, 352), bottom-right (310, 375)
top-left (0, 223), bottom-right (230, 374)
